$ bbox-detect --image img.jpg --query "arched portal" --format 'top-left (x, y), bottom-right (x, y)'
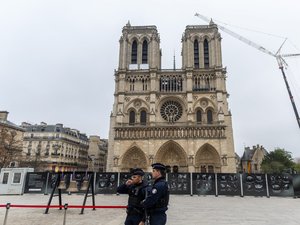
top-left (121, 147), bottom-right (147, 172)
top-left (195, 144), bottom-right (221, 173)
top-left (155, 141), bottom-right (188, 172)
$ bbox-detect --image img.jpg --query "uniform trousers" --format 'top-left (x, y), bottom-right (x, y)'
top-left (150, 211), bottom-right (167, 225)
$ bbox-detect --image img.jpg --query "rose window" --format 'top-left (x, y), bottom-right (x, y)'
top-left (160, 100), bottom-right (183, 123)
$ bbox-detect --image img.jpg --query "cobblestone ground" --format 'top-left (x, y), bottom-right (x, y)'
top-left (0, 194), bottom-right (300, 225)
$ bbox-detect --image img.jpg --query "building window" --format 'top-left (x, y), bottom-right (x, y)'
top-left (2, 172), bottom-right (9, 184)
top-left (159, 75), bottom-right (183, 92)
top-left (129, 111), bottom-right (135, 125)
top-left (160, 100), bottom-right (183, 123)
top-left (204, 39), bottom-right (209, 68)
top-left (142, 40), bottom-right (148, 64)
top-left (130, 79), bottom-right (135, 91)
top-left (196, 110), bottom-right (202, 123)
top-left (142, 78), bottom-right (147, 91)
top-left (140, 110), bottom-right (147, 125)
top-left (131, 40), bottom-right (137, 64)
top-left (194, 40), bottom-right (199, 68)
top-left (207, 109), bottom-right (213, 124)
top-left (12, 173), bottom-right (21, 184)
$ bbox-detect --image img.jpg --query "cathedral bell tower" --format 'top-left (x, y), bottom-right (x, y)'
top-left (107, 22), bottom-right (236, 173)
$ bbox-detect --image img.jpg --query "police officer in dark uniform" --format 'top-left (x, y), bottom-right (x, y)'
top-left (117, 168), bottom-right (148, 225)
top-left (141, 163), bottom-right (169, 225)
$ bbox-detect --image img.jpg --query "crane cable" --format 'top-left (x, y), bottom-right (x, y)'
top-left (213, 18), bottom-right (287, 40)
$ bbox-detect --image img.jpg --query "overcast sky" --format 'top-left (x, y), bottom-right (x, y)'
top-left (0, 0), bottom-right (300, 157)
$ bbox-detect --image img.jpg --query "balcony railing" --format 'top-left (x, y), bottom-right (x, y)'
top-left (114, 122), bottom-right (226, 140)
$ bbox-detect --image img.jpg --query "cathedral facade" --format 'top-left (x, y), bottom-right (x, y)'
top-left (107, 22), bottom-right (236, 173)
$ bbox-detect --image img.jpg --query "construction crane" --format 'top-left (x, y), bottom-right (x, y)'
top-left (195, 13), bottom-right (300, 129)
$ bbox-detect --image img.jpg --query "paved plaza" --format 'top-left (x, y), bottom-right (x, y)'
top-left (0, 194), bottom-right (300, 225)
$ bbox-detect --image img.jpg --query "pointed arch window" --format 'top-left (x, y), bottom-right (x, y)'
top-left (194, 40), bottom-right (199, 68)
top-left (204, 39), bottom-right (209, 68)
top-left (129, 110), bottom-right (135, 125)
top-left (207, 109), bottom-right (213, 124)
top-left (131, 40), bottom-right (137, 64)
top-left (140, 110), bottom-right (147, 125)
top-left (142, 40), bottom-right (148, 64)
top-left (196, 110), bottom-right (202, 123)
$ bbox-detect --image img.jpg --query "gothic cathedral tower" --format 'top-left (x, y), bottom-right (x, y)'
top-left (107, 22), bottom-right (236, 173)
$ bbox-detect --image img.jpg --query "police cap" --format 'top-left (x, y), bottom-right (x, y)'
top-left (151, 163), bottom-right (166, 171)
top-left (131, 168), bottom-right (145, 176)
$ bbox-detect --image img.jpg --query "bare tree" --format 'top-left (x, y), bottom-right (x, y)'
top-left (0, 126), bottom-right (23, 168)
top-left (20, 149), bottom-right (45, 171)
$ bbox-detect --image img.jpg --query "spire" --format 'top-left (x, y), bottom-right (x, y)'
top-left (173, 51), bottom-right (176, 70)
top-left (126, 20), bottom-right (131, 27)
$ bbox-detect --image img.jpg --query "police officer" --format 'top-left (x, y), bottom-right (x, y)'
top-left (141, 163), bottom-right (169, 225)
top-left (117, 168), bottom-right (148, 225)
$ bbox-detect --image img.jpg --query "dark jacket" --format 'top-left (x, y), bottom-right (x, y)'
top-left (117, 181), bottom-right (148, 214)
top-left (142, 177), bottom-right (169, 212)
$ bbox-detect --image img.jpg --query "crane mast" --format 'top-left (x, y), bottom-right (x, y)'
top-left (195, 13), bottom-right (300, 129)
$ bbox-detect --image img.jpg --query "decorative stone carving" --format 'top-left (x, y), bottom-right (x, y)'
top-left (134, 100), bottom-right (141, 108)
top-left (113, 156), bottom-right (119, 166)
top-left (201, 100), bottom-right (208, 107)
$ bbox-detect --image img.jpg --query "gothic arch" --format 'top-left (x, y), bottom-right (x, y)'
top-left (195, 144), bottom-right (221, 173)
top-left (158, 96), bottom-right (187, 110)
top-left (129, 36), bottom-right (139, 44)
top-left (155, 141), bottom-right (188, 172)
top-left (200, 35), bottom-right (212, 42)
top-left (125, 98), bottom-right (150, 113)
top-left (121, 146), bottom-right (148, 172)
top-left (190, 34), bottom-right (201, 42)
top-left (193, 97), bottom-right (216, 112)
top-left (141, 35), bottom-right (151, 43)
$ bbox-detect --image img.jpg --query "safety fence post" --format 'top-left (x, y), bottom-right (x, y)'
top-left (3, 203), bottom-right (10, 225)
top-left (63, 204), bottom-right (68, 225)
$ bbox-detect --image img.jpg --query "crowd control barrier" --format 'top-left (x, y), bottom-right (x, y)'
top-left (19, 172), bottom-right (300, 198)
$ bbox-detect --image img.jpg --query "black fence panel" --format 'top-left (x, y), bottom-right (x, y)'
top-left (46, 173), bottom-right (60, 194)
top-left (267, 174), bottom-right (294, 197)
top-left (192, 173), bottom-right (216, 196)
top-left (242, 174), bottom-right (267, 197)
top-left (73, 172), bottom-right (93, 193)
top-left (167, 173), bottom-right (190, 195)
top-left (292, 174), bottom-right (300, 197)
top-left (21, 172), bottom-right (300, 198)
top-left (217, 173), bottom-right (241, 196)
top-left (119, 173), bottom-right (131, 185)
top-left (95, 172), bottom-right (118, 194)
top-left (24, 172), bottom-right (48, 194)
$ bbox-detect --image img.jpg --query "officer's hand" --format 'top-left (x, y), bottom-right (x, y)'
top-left (138, 222), bottom-right (145, 225)
top-left (125, 179), bottom-right (133, 186)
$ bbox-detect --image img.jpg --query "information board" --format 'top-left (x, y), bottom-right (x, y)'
top-left (242, 174), bottom-right (267, 197)
top-left (217, 173), bottom-right (241, 196)
top-left (24, 172), bottom-right (48, 193)
top-left (267, 174), bottom-right (294, 197)
top-left (95, 173), bottom-right (118, 194)
top-left (192, 173), bottom-right (216, 196)
top-left (167, 173), bottom-right (190, 194)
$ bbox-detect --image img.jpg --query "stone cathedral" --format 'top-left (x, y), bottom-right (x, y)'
top-left (107, 21), bottom-right (236, 173)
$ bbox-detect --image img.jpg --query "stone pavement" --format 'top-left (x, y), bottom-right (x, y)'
top-left (0, 194), bottom-right (300, 225)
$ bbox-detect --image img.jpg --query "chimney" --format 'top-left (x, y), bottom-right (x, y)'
top-left (0, 111), bottom-right (9, 121)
